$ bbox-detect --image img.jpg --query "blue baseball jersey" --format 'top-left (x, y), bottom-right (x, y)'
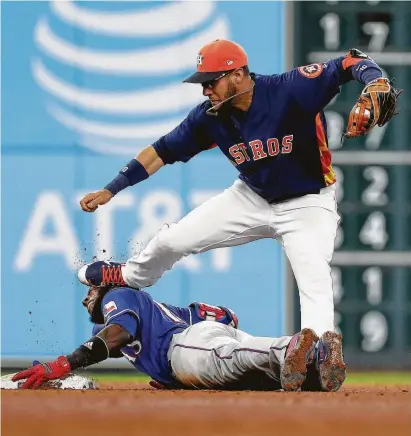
top-left (153, 52), bottom-right (381, 203)
top-left (93, 288), bottom-right (236, 385)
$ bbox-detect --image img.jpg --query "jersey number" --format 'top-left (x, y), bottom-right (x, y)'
top-left (121, 340), bottom-right (142, 363)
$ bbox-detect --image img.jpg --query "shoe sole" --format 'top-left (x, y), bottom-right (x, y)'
top-left (281, 328), bottom-right (319, 392)
top-left (318, 331), bottom-right (346, 392)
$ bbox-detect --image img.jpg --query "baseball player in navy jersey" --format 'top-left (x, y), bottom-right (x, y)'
top-left (13, 281), bottom-right (337, 392)
top-left (79, 39), bottom-right (401, 393)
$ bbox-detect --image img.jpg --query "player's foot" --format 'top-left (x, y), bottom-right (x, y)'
top-left (281, 328), bottom-right (319, 392)
top-left (78, 261), bottom-right (126, 287)
top-left (315, 331), bottom-right (346, 392)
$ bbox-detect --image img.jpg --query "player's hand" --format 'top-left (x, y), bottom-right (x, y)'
top-left (80, 189), bottom-right (113, 212)
top-left (343, 78), bottom-right (402, 139)
top-left (11, 356), bottom-right (71, 389)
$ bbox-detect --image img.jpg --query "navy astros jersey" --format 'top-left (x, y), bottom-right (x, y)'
top-left (91, 288), bottom-right (236, 385)
top-left (153, 52), bottom-right (381, 203)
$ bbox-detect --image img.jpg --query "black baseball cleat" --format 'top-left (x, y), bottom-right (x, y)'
top-left (78, 261), bottom-right (126, 287)
top-left (281, 328), bottom-right (319, 392)
top-left (315, 331), bottom-right (346, 392)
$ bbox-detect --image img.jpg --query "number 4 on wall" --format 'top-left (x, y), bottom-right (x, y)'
top-left (359, 211), bottom-right (388, 250)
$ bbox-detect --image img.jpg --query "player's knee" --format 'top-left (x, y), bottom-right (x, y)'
top-left (155, 223), bottom-right (192, 256)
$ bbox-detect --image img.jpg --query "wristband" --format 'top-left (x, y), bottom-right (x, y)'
top-left (66, 336), bottom-right (109, 370)
top-left (104, 173), bottom-right (130, 196)
top-left (104, 159), bottom-right (149, 196)
top-left (362, 68), bottom-right (382, 84)
top-left (350, 59), bottom-right (382, 84)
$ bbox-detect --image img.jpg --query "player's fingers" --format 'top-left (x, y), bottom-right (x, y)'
top-left (12, 369), bottom-right (35, 382)
top-left (83, 204), bottom-right (98, 213)
top-left (32, 377), bottom-right (44, 390)
top-left (86, 198), bottom-right (100, 211)
top-left (80, 200), bottom-right (97, 212)
top-left (80, 193), bottom-right (98, 211)
top-left (82, 205), bottom-right (97, 213)
top-left (88, 192), bottom-right (113, 210)
top-left (81, 193), bottom-right (97, 202)
top-left (20, 374), bottom-right (38, 389)
top-left (80, 200), bottom-right (92, 212)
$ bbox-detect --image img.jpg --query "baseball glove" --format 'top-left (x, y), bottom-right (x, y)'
top-left (343, 77), bottom-right (402, 139)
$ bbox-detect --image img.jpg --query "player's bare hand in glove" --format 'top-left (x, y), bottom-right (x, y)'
top-left (80, 189), bottom-right (113, 212)
top-left (11, 356), bottom-right (71, 389)
top-left (343, 78), bottom-right (402, 139)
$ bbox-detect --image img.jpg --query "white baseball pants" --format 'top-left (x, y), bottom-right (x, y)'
top-left (168, 321), bottom-right (290, 389)
top-left (123, 180), bottom-right (339, 335)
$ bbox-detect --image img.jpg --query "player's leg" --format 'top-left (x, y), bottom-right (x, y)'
top-left (274, 185), bottom-right (346, 391)
top-left (224, 326), bottom-right (320, 392)
top-left (169, 322), bottom-right (286, 389)
top-left (123, 180), bottom-right (273, 288)
top-left (169, 321), bottom-right (318, 391)
top-left (275, 185), bottom-right (339, 336)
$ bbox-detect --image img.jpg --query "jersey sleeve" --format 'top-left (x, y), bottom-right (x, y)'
top-left (101, 288), bottom-right (140, 339)
top-left (161, 304), bottom-right (193, 325)
top-left (152, 104), bottom-right (215, 165)
top-left (283, 49), bottom-right (382, 115)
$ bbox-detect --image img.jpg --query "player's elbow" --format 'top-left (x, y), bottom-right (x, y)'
top-left (98, 324), bottom-right (131, 351)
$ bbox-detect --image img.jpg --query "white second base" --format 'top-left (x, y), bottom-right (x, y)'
top-left (0, 372), bottom-right (98, 390)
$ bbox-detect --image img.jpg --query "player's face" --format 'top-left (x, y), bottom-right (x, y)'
top-left (202, 70), bottom-right (237, 108)
top-left (82, 286), bottom-right (100, 315)
top-left (82, 285), bottom-right (111, 324)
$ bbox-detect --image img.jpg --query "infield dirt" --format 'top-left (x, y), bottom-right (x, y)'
top-left (2, 382), bottom-right (410, 436)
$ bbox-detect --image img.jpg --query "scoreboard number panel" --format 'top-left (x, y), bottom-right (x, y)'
top-left (291, 1), bottom-right (411, 369)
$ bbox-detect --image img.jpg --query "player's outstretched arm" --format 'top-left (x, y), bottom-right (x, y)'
top-left (11, 324), bottom-right (131, 389)
top-left (80, 145), bottom-right (164, 212)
